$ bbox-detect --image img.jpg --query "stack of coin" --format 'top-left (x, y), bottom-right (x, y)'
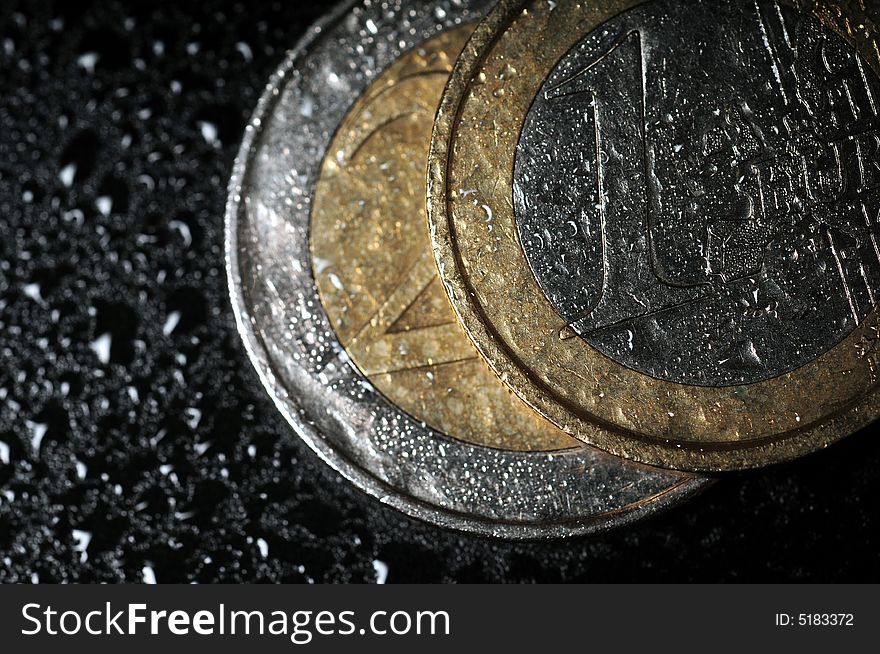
top-left (227, 0), bottom-right (879, 537)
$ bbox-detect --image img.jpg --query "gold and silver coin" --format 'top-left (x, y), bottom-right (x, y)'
top-left (226, 0), bottom-right (707, 537)
top-left (428, 0), bottom-right (880, 471)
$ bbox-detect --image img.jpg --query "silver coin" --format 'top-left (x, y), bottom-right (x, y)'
top-left (225, 0), bottom-right (710, 538)
top-left (514, 0), bottom-right (880, 387)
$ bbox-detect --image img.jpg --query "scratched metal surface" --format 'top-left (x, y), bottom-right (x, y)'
top-left (515, 0), bottom-right (880, 387)
top-left (1, 0), bottom-right (878, 582)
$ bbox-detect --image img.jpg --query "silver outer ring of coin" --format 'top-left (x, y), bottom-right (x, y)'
top-left (224, 0), bottom-right (712, 539)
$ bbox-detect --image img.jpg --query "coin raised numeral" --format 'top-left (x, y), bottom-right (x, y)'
top-left (544, 31), bottom-right (706, 333)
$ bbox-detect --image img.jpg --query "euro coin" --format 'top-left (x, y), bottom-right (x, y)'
top-left (226, 0), bottom-right (708, 536)
top-left (428, 0), bottom-right (880, 471)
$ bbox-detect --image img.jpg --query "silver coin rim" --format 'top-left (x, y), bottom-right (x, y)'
top-left (224, 0), bottom-right (712, 539)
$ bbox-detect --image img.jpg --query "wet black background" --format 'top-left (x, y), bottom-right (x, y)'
top-left (0, 0), bottom-right (878, 583)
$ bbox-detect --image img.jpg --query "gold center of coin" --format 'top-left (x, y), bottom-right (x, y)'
top-left (310, 26), bottom-right (574, 452)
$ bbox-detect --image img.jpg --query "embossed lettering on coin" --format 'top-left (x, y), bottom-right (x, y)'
top-left (514, 0), bottom-right (880, 385)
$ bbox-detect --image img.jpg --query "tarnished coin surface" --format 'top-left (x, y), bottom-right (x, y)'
top-left (311, 25), bottom-right (572, 452)
top-left (428, 0), bottom-right (880, 471)
top-left (226, 0), bottom-right (707, 538)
